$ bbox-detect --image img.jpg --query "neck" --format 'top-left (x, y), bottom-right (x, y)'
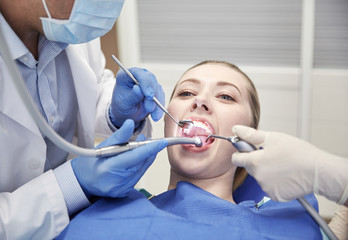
top-left (168, 169), bottom-right (236, 203)
top-left (0, 0), bottom-right (45, 59)
top-left (17, 28), bottom-right (40, 59)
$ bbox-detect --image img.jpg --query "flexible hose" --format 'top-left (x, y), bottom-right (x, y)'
top-left (0, 27), bottom-right (101, 157)
top-left (297, 197), bottom-right (338, 240)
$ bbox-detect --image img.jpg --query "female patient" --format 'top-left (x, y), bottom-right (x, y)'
top-left (164, 60), bottom-right (259, 199)
top-left (58, 61), bottom-right (321, 239)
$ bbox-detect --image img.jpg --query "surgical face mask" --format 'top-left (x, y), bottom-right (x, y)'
top-left (40, 0), bottom-right (124, 44)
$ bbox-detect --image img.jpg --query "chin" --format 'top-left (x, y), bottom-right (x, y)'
top-left (169, 149), bottom-right (214, 175)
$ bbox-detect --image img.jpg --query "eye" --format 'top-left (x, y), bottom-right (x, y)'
top-left (178, 90), bottom-right (195, 97)
top-left (218, 94), bottom-right (235, 102)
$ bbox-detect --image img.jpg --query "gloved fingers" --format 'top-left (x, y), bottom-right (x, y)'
top-left (231, 152), bottom-right (250, 169)
top-left (114, 67), bottom-right (165, 125)
top-left (143, 84), bottom-right (165, 121)
top-left (136, 134), bottom-right (146, 142)
top-left (231, 150), bottom-right (263, 175)
top-left (131, 84), bottom-right (145, 103)
top-left (109, 84), bottom-right (143, 125)
top-left (124, 152), bottom-right (157, 179)
top-left (129, 67), bottom-right (157, 100)
top-left (151, 84), bottom-right (165, 122)
top-left (132, 154), bottom-right (157, 180)
top-left (131, 67), bottom-right (165, 121)
top-left (106, 140), bottom-right (168, 169)
top-left (144, 98), bottom-right (156, 114)
top-left (97, 119), bottom-right (135, 148)
top-left (115, 85), bottom-right (144, 109)
top-left (116, 69), bottom-right (136, 88)
top-left (232, 125), bottom-right (267, 145)
top-left (125, 85), bottom-right (150, 121)
top-left (140, 154), bottom-right (157, 173)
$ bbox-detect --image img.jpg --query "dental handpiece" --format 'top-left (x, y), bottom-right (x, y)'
top-left (229, 136), bottom-right (257, 152)
top-left (95, 137), bottom-right (202, 158)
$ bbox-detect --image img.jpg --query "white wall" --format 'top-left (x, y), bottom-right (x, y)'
top-left (116, 0), bottom-right (348, 219)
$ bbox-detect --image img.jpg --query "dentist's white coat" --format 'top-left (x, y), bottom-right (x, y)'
top-left (0, 39), bottom-right (151, 239)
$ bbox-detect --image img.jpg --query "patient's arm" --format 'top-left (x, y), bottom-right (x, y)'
top-left (329, 205), bottom-right (348, 240)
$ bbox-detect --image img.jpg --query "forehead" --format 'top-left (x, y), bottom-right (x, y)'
top-left (178, 64), bottom-right (249, 90)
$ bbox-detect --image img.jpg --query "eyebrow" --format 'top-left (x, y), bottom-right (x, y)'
top-left (177, 78), bottom-right (200, 87)
top-left (216, 81), bottom-right (242, 95)
top-left (178, 78), bottom-right (242, 95)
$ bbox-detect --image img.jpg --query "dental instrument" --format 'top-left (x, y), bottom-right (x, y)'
top-left (111, 55), bottom-right (193, 129)
top-left (96, 136), bottom-right (202, 158)
top-left (206, 134), bottom-right (338, 240)
top-left (205, 135), bottom-right (257, 152)
top-left (0, 29), bottom-right (199, 158)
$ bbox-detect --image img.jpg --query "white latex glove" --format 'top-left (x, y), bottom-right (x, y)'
top-left (231, 125), bottom-right (348, 204)
top-left (329, 205), bottom-right (348, 240)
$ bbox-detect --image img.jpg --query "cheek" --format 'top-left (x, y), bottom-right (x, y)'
top-left (219, 106), bottom-right (253, 133)
top-left (164, 102), bottom-right (180, 137)
top-left (164, 116), bottom-right (175, 137)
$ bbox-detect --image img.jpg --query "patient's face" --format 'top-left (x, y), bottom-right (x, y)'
top-left (165, 63), bottom-right (253, 180)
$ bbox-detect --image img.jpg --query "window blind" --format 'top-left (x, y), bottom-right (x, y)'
top-left (137, 0), bottom-right (302, 67)
top-left (314, 0), bottom-right (348, 69)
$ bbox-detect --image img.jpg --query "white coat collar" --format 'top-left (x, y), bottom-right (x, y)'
top-left (0, 57), bottom-right (42, 137)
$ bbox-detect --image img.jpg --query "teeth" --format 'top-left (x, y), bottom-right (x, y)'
top-left (183, 121), bottom-right (212, 135)
top-left (194, 121), bottom-right (212, 134)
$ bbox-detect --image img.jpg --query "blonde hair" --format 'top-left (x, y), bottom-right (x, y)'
top-left (171, 60), bottom-right (261, 191)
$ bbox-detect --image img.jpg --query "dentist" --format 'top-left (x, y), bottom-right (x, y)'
top-left (0, 0), bottom-right (166, 239)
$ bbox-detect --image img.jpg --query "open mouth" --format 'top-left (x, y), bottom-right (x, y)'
top-left (179, 118), bottom-right (215, 147)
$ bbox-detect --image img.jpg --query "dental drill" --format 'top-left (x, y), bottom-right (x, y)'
top-left (207, 134), bottom-right (338, 240)
top-left (96, 137), bottom-right (202, 158)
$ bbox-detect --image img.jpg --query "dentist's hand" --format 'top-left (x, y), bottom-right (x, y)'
top-left (71, 119), bottom-right (167, 198)
top-left (231, 125), bottom-right (348, 205)
top-left (110, 67), bottom-right (165, 128)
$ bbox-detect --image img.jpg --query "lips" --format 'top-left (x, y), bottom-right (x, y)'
top-left (179, 117), bottom-right (215, 147)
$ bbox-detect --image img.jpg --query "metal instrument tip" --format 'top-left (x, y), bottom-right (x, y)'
top-left (178, 120), bottom-right (194, 129)
top-left (205, 135), bottom-right (230, 143)
top-left (205, 134), bottom-right (218, 142)
top-left (193, 137), bottom-right (203, 147)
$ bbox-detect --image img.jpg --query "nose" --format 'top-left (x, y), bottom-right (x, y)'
top-left (190, 98), bottom-right (211, 113)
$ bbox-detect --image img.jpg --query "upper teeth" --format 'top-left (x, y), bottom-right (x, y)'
top-left (183, 121), bottom-right (212, 135)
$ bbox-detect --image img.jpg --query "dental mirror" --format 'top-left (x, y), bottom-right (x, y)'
top-left (178, 120), bottom-right (194, 129)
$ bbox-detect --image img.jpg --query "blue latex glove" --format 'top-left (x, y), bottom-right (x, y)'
top-left (71, 119), bottom-right (167, 198)
top-left (110, 67), bottom-right (165, 128)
